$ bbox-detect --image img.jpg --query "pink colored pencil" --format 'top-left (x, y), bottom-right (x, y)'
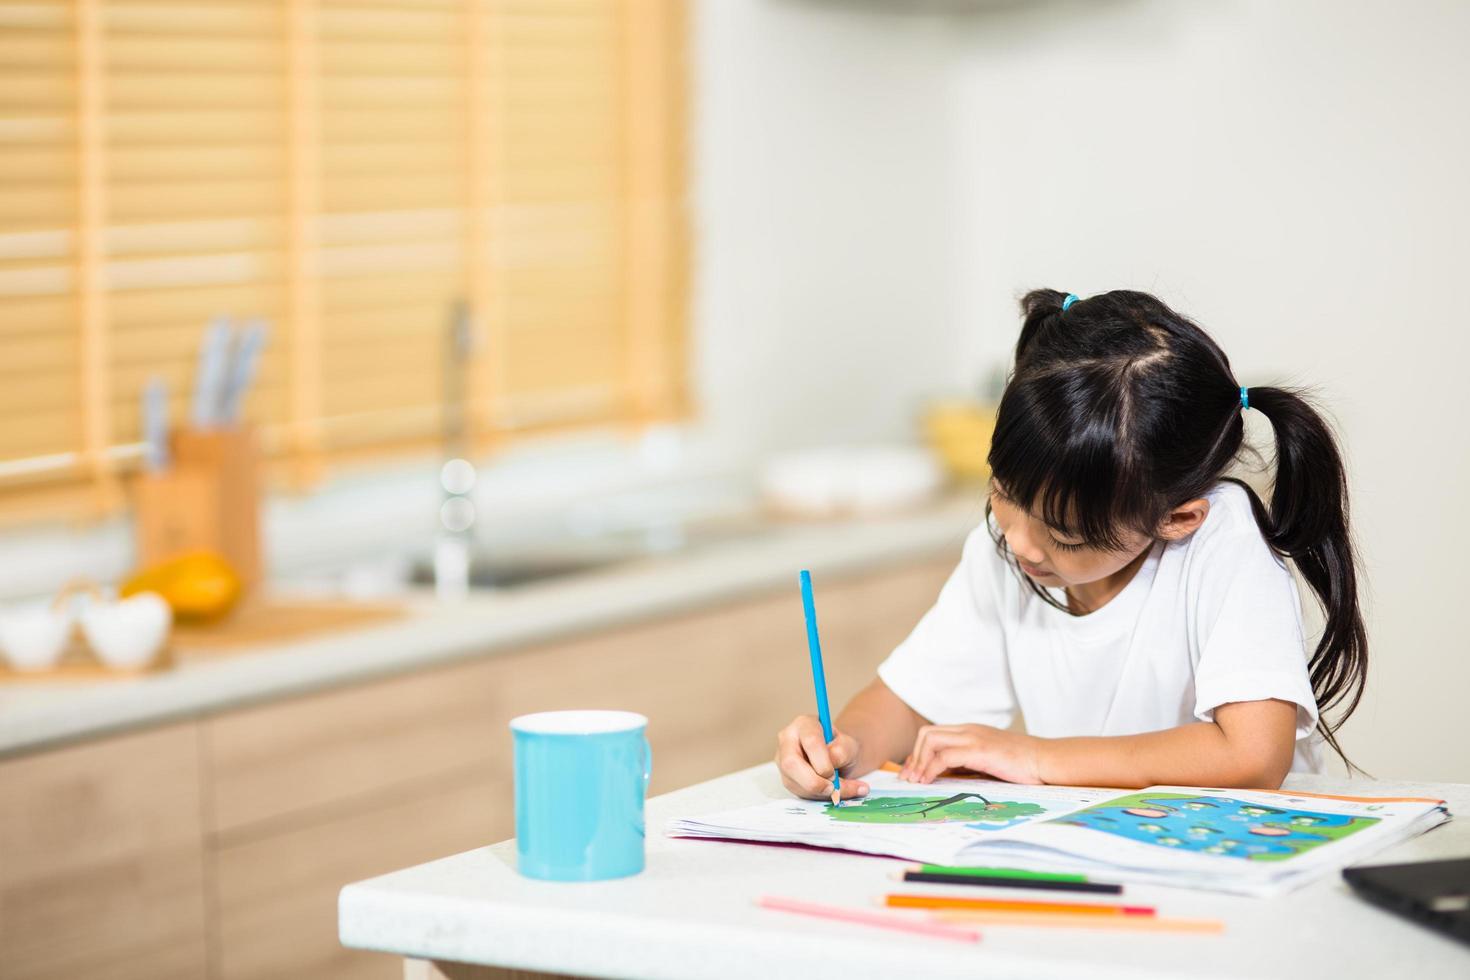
top-left (756, 895), bottom-right (981, 943)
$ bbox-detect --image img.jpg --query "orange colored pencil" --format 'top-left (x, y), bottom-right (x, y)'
top-left (931, 910), bottom-right (1222, 934)
top-left (886, 894), bottom-right (1155, 917)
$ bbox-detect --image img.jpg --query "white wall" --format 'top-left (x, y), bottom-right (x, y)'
top-left (947, 0), bottom-right (1470, 782)
top-left (693, 0), bottom-right (1470, 782)
top-left (691, 1), bottom-right (969, 463)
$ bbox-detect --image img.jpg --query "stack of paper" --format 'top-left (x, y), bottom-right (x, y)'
top-left (667, 770), bottom-right (1449, 896)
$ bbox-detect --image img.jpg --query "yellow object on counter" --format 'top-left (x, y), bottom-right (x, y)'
top-left (122, 551), bottom-right (242, 624)
top-left (923, 399), bottom-right (997, 481)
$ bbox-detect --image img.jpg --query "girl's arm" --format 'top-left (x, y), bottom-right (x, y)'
top-left (901, 698), bottom-right (1299, 790)
top-left (834, 677), bottom-right (930, 775)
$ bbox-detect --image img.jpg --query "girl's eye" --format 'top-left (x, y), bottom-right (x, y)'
top-left (1049, 536), bottom-right (1087, 553)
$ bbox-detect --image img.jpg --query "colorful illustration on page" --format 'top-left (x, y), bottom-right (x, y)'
top-left (1056, 792), bottom-right (1380, 861)
top-left (822, 792), bottom-right (1047, 829)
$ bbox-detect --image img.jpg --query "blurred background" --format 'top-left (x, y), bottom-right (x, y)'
top-left (2, 1), bottom-right (1468, 978)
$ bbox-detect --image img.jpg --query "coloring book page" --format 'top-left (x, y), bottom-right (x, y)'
top-left (1053, 790), bottom-right (1381, 862)
top-left (667, 772), bottom-right (1448, 895)
top-left (958, 785), bottom-right (1449, 895)
top-left (668, 770), bottom-right (1113, 868)
top-left (820, 769), bottom-right (1105, 832)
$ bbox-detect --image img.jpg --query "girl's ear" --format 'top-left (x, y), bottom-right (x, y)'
top-left (1157, 498), bottom-right (1210, 541)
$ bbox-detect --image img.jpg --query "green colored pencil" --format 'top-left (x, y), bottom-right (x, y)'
top-left (912, 865), bottom-right (1091, 883)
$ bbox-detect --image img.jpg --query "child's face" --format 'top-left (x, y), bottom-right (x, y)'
top-left (989, 487), bottom-right (1153, 588)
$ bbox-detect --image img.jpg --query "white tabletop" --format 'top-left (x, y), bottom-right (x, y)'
top-left (339, 764), bottom-right (1470, 980)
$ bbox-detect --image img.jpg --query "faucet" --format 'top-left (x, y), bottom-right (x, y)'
top-left (434, 299), bottom-right (476, 601)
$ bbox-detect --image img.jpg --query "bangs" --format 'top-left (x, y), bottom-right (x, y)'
top-left (986, 368), bottom-right (1155, 552)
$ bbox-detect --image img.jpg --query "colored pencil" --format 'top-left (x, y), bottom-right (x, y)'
top-left (931, 910), bottom-right (1223, 934)
top-left (885, 894), bottom-right (1155, 916)
top-left (798, 569), bottom-right (840, 807)
top-left (756, 896), bottom-right (980, 943)
top-left (911, 864), bottom-right (1090, 883)
top-left (900, 870), bottom-right (1123, 894)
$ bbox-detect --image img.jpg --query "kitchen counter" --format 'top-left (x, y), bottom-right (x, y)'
top-left (339, 764), bottom-right (1470, 980)
top-left (0, 498), bottom-right (982, 757)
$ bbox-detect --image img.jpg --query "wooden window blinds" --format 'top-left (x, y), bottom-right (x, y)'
top-left (0, 0), bottom-right (688, 520)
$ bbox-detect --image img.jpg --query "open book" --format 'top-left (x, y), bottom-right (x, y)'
top-left (667, 769), bottom-right (1450, 896)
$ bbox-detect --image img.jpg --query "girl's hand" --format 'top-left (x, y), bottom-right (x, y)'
top-left (899, 724), bottom-right (1045, 785)
top-left (775, 714), bottom-right (871, 801)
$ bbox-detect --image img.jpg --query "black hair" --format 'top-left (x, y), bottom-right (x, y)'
top-left (986, 288), bottom-right (1367, 768)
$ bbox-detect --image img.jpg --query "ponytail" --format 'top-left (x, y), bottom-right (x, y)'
top-left (1233, 386), bottom-right (1367, 769)
top-left (1014, 288), bottom-right (1075, 364)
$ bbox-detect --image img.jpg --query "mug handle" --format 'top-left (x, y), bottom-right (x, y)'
top-left (642, 736), bottom-right (653, 796)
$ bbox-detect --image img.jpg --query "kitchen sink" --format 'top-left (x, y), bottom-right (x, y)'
top-left (407, 554), bottom-right (626, 590)
top-left (401, 509), bottom-right (777, 593)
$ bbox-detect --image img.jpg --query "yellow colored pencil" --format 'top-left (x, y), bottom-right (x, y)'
top-left (931, 910), bottom-right (1223, 934)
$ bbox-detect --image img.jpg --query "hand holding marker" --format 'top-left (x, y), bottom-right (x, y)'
top-left (799, 569), bottom-right (844, 808)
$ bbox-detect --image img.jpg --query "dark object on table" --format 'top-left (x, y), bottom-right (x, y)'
top-left (902, 871), bottom-right (1123, 894)
top-left (1344, 857), bottom-right (1470, 946)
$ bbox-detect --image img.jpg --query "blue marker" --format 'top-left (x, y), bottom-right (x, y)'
top-left (798, 569), bottom-right (841, 807)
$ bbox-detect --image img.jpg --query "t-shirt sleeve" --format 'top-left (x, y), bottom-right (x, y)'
top-left (876, 525), bottom-right (1016, 727)
top-left (1190, 528), bottom-right (1319, 741)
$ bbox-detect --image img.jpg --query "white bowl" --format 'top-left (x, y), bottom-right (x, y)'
top-left (79, 592), bottom-right (172, 671)
top-left (0, 602), bottom-right (74, 672)
top-left (760, 445), bottom-right (943, 518)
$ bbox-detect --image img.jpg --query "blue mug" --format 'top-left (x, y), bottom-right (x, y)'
top-left (511, 710), bottom-right (652, 881)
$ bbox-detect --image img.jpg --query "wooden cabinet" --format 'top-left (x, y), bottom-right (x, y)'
top-left (0, 553), bottom-right (957, 980)
top-left (205, 657), bottom-right (508, 840)
top-left (482, 555), bottom-right (954, 796)
top-left (214, 776), bottom-right (509, 980)
top-left (487, 611), bottom-right (747, 796)
top-left (202, 657), bottom-right (515, 980)
top-left (0, 724), bottom-right (208, 980)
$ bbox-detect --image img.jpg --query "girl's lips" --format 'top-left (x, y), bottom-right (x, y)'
top-left (1018, 561), bottom-right (1050, 578)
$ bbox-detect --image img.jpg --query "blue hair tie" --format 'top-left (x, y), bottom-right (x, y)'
top-left (1061, 293), bottom-right (1079, 311)
top-left (1239, 386), bottom-right (1250, 411)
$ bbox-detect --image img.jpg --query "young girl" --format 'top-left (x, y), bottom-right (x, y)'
top-left (776, 289), bottom-right (1366, 798)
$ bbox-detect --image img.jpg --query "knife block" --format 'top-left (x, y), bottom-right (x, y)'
top-left (133, 427), bottom-right (263, 590)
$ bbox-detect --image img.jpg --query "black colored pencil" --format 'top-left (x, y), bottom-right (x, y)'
top-left (902, 871), bottom-right (1124, 894)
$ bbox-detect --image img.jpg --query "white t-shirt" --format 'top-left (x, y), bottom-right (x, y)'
top-left (878, 481), bottom-right (1323, 773)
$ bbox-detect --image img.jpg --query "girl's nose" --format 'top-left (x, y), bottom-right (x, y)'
top-left (1004, 526), bottom-right (1045, 567)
